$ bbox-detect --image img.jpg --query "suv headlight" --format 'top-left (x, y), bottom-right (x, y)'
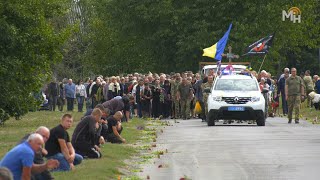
top-left (213, 96), bottom-right (223, 101)
top-left (251, 96), bottom-right (260, 102)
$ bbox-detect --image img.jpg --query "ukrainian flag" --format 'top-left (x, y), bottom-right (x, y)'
top-left (203, 24), bottom-right (232, 61)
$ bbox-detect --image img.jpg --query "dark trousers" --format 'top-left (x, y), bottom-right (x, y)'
top-left (77, 96), bottom-right (85, 112)
top-left (281, 94), bottom-right (288, 114)
top-left (314, 103), bottom-right (320, 110)
top-left (137, 102), bottom-right (143, 118)
top-left (161, 101), bottom-right (170, 118)
top-left (106, 127), bottom-right (123, 143)
top-left (91, 97), bottom-right (98, 109)
top-left (58, 97), bottom-right (64, 111)
top-left (74, 143), bottom-right (101, 159)
top-left (32, 170), bottom-right (53, 180)
top-left (199, 100), bottom-right (206, 120)
top-left (49, 95), bottom-right (58, 111)
top-left (152, 99), bottom-right (161, 118)
top-left (66, 97), bottom-right (74, 111)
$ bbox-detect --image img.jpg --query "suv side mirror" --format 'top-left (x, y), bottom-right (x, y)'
top-left (204, 88), bottom-right (211, 93)
top-left (262, 88), bottom-right (269, 94)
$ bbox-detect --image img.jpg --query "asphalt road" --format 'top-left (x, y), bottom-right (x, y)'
top-left (139, 117), bottom-right (320, 180)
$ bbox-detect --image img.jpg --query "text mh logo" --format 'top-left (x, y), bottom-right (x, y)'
top-left (282, 7), bottom-right (301, 23)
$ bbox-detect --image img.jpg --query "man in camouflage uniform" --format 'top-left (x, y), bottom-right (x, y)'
top-left (170, 74), bottom-right (181, 119)
top-left (285, 68), bottom-right (305, 124)
top-left (303, 70), bottom-right (314, 107)
top-left (177, 78), bottom-right (193, 120)
top-left (201, 76), bottom-right (214, 119)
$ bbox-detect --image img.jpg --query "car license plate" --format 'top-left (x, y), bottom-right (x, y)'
top-left (228, 106), bottom-right (245, 111)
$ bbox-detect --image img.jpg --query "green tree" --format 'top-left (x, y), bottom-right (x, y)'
top-left (83, 0), bottom-right (319, 75)
top-left (0, 0), bottom-right (70, 123)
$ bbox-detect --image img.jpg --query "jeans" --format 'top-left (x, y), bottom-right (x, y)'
top-left (47, 153), bottom-right (83, 172)
top-left (77, 96), bottom-right (85, 112)
top-left (136, 102), bottom-right (142, 118)
top-left (66, 97), bottom-right (74, 111)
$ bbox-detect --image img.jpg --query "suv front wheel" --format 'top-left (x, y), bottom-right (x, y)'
top-left (256, 113), bottom-right (266, 126)
top-left (207, 112), bottom-right (217, 126)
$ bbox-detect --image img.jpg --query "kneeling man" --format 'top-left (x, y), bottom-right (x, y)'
top-left (45, 114), bottom-right (83, 171)
top-left (72, 108), bottom-right (103, 158)
top-left (105, 111), bottom-right (126, 144)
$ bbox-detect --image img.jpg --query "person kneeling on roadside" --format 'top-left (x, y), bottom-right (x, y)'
top-left (105, 111), bottom-right (126, 144)
top-left (308, 91), bottom-right (320, 110)
top-left (0, 133), bottom-right (58, 180)
top-left (18, 126), bottom-right (58, 180)
top-left (45, 114), bottom-right (83, 171)
top-left (72, 108), bottom-right (104, 158)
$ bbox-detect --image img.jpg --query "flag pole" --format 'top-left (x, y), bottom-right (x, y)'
top-left (258, 54), bottom-right (267, 73)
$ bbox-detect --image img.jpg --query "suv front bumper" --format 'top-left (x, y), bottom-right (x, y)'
top-left (208, 107), bottom-right (264, 120)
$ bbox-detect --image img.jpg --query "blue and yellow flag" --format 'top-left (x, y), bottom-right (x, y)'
top-left (203, 24), bottom-right (232, 61)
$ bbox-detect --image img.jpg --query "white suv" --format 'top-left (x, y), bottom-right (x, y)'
top-left (206, 74), bottom-right (268, 126)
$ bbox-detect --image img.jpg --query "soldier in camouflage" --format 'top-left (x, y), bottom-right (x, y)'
top-left (177, 78), bottom-right (193, 120)
top-left (171, 74), bottom-right (181, 119)
top-left (285, 68), bottom-right (305, 124)
top-left (201, 76), bottom-right (214, 119)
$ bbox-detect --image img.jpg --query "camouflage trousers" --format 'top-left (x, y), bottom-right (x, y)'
top-left (287, 95), bottom-right (301, 120)
top-left (180, 99), bottom-right (191, 119)
top-left (172, 99), bottom-right (180, 118)
top-left (203, 96), bottom-right (208, 116)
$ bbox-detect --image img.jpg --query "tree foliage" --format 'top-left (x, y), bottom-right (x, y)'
top-left (81, 0), bottom-right (319, 75)
top-left (0, 0), bottom-right (70, 122)
top-left (1, 0), bottom-right (319, 122)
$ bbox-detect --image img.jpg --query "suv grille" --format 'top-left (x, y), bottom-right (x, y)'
top-left (222, 97), bottom-right (251, 104)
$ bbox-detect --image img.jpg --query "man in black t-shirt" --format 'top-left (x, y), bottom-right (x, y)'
top-left (45, 114), bottom-right (83, 171)
top-left (105, 111), bottom-right (125, 144)
top-left (72, 108), bottom-right (103, 159)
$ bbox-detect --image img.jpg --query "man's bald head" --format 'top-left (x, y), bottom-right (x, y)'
top-left (114, 111), bottom-right (123, 121)
top-left (35, 126), bottom-right (50, 143)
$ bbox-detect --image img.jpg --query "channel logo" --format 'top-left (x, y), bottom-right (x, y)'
top-left (282, 7), bottom-right (301, 23)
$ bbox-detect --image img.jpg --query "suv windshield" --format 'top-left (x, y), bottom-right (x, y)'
top-left (214, 79), bottom-right (259, 91)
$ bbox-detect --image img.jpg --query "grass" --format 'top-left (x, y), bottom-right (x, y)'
top-left (0, 111), bottom-right (147, 180)
top-left (277, 97), bottom-right (319, 124)
top-left (299, 102), bottom-right (320, 124)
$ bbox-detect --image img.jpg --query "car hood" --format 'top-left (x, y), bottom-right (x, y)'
top-left (211, 90), bottom-right (261, 97)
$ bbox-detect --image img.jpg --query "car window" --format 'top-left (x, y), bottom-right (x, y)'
top-left (214, 79), bottom-right (258, 91)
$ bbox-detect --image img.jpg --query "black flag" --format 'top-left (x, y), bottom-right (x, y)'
top-left (243, 33), bottom-right (275, 56)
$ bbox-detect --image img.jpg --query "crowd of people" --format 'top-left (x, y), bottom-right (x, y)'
top-left (1, 66), bottom-right (320, 179)
top-left (44, 67), bottom-right (320, 122)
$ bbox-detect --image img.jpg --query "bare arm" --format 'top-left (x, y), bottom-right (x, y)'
top-left (31, 164), bottom-right (47, 174)
top-left (112, 126), bottom-right (125, 143)
top-left (22, 167), bottom-right (31, 180)
top-left (58, 139), bottom-right (71, 162)
top-left (31, 159), bottom-right (59, 174)
top-left (67, 142), bottom-right (75, 161)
